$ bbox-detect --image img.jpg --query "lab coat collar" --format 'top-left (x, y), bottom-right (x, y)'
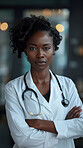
top-left (22, 70), bottom-right (63, 92)
top-left (22, 70), bottom-right (62, 113)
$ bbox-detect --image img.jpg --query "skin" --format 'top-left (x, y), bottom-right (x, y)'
top-left (25, 31), bottom-right (55, 95)
top-left (24, 31), bottom-right (82, 134)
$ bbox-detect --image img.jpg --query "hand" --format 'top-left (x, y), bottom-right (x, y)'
top-left (65, 106), bottom-right (82, 120)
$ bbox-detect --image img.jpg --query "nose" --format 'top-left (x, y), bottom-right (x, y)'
top-left (36, 48), bottom-right (44, 58)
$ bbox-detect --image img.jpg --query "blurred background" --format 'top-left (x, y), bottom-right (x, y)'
top-left (0, 0), bottom-right (83, 147)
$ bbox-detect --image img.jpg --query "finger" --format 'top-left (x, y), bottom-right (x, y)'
top-left (69, 106), bottom-right (81, 116)
top-left (66, 106), bottom-right (78, 118)
top-left (66, 106), bottom-right (81, 119)
top-left (70, 108), bottom-right (81, 118)
top-left (72, 106), bottom-right (81, 113)
top-left (68, 106), bottom-right (77, 114)
top-left (73, 112), bottom-right (81, 118)
top-left (73, 109), bottom-right (82, 118)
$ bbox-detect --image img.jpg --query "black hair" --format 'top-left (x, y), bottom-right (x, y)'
top-left (9, 15), bottom-right (62, 58)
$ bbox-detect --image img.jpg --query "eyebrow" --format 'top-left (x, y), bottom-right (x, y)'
top-left (27, 43), bottom-right (52, 46)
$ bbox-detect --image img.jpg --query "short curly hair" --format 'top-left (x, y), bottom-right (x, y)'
top-left (9, 15), bottom-right (62, 58)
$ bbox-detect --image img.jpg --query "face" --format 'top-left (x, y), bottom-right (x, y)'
top-left (25, 31), bottom-right (55, 71)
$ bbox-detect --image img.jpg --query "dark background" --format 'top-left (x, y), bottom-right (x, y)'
top-left (0, 0), bottom-right (83, 147)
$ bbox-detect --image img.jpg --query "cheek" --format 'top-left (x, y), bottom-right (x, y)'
top-left (27, 56), bottom-right (33, 63)
top-left (47, 51), bottom-right (54, 58)
top-left (49, 55), bottom-right (53, 61)
top-left (27, 54), bottom-right (37, 65)
top-left (27, 52), bottom-right (35, 60)
top-left (46, 54), bottom-right (53, 63)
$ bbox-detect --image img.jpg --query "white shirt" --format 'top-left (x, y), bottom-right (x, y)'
top-left (5, 70), bottom-right (83, 148)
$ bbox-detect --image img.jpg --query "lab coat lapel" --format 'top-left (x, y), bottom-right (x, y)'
top-left (22, 71), bottom-right (53, 113)
top-left (31, 89), bottom-right (53, 113)
top-left (49, 73), bottom-right (66, 119)
top-left (21, 70), bottom-right (66, 119)
top-left (49, 73), bottom-right (62, 107)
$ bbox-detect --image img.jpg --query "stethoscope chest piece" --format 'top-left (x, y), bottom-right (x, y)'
top-left (22, 72), bottom-right (70, 117)
top-left (61, 99), bottom-right (69, 107)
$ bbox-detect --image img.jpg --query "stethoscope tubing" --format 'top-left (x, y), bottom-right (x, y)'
top-left (22, 71), bottom-right (69, 116)
top-left (23, 72), bottom-right (38, 100)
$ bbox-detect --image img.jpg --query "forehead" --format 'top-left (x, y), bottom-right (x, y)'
top-left (27, 31), bottom-right (53, 44)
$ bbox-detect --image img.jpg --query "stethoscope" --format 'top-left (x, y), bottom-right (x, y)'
top-left (22, 72), bottom-right (69, 116)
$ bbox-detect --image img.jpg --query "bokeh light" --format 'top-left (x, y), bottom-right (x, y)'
top-left (56, 24), bottom-right (64, 32)
top-left (42, 9), bottom-right (52, 17)
top-left (1, 22), bottom-right (8, 31)
top-left (58, 9), bottom-right (61, 14)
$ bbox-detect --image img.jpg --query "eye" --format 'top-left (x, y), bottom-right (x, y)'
top-left (43, 47), bottom-right (51, 50)
top-left (29, 47), bottom-right (37, 51)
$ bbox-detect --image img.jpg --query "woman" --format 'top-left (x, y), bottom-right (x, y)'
top-left (5, 15), bottom-right (83, 148)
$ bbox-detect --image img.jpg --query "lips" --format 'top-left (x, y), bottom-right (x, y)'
top-left (35, 60), bottom-right (46, 66)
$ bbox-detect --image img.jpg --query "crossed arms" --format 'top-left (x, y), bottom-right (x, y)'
top-left (25, 106), bottom-right (82, 134)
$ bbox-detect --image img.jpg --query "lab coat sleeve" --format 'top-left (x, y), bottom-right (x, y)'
top-left (5, 82), bottom-right (46, 148)
top-left (53, 79), bottom-right (83, 139)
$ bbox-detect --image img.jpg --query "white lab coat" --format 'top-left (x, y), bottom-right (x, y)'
top-left (5, 70), bottom-right (83, 148)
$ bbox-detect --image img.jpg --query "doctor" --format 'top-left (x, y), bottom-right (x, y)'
top-left (5, 15), bottom-right (83, 148)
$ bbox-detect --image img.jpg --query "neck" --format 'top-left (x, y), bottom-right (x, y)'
top-left (31, 67), bottom-right (50, 84)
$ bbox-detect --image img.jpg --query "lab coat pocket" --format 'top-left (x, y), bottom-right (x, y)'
top-left (23, 91), bottom-right (40, 118)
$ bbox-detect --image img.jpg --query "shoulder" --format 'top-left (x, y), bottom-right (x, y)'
top-left (5, 75), bottom-right (24, 91)
top-left (50, 70), bottom-right (75, 88)
top-left (52, 72), bottom-right (75, 91)
top-left (56, 75), bottom-right (74, 85)
top-left (55, 75), bottom-right (78, 98)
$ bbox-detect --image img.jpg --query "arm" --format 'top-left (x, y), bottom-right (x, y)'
top-left (53, 79), bottom-right (83, 139)
top-left (25, 106), bottom-right (82, 133)
top-left (25, 119), bottom-right (58, 134)
top-left (5, 82), bottom-right (47, 148)
top-left (26, 79), bottom-right (83, 139)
